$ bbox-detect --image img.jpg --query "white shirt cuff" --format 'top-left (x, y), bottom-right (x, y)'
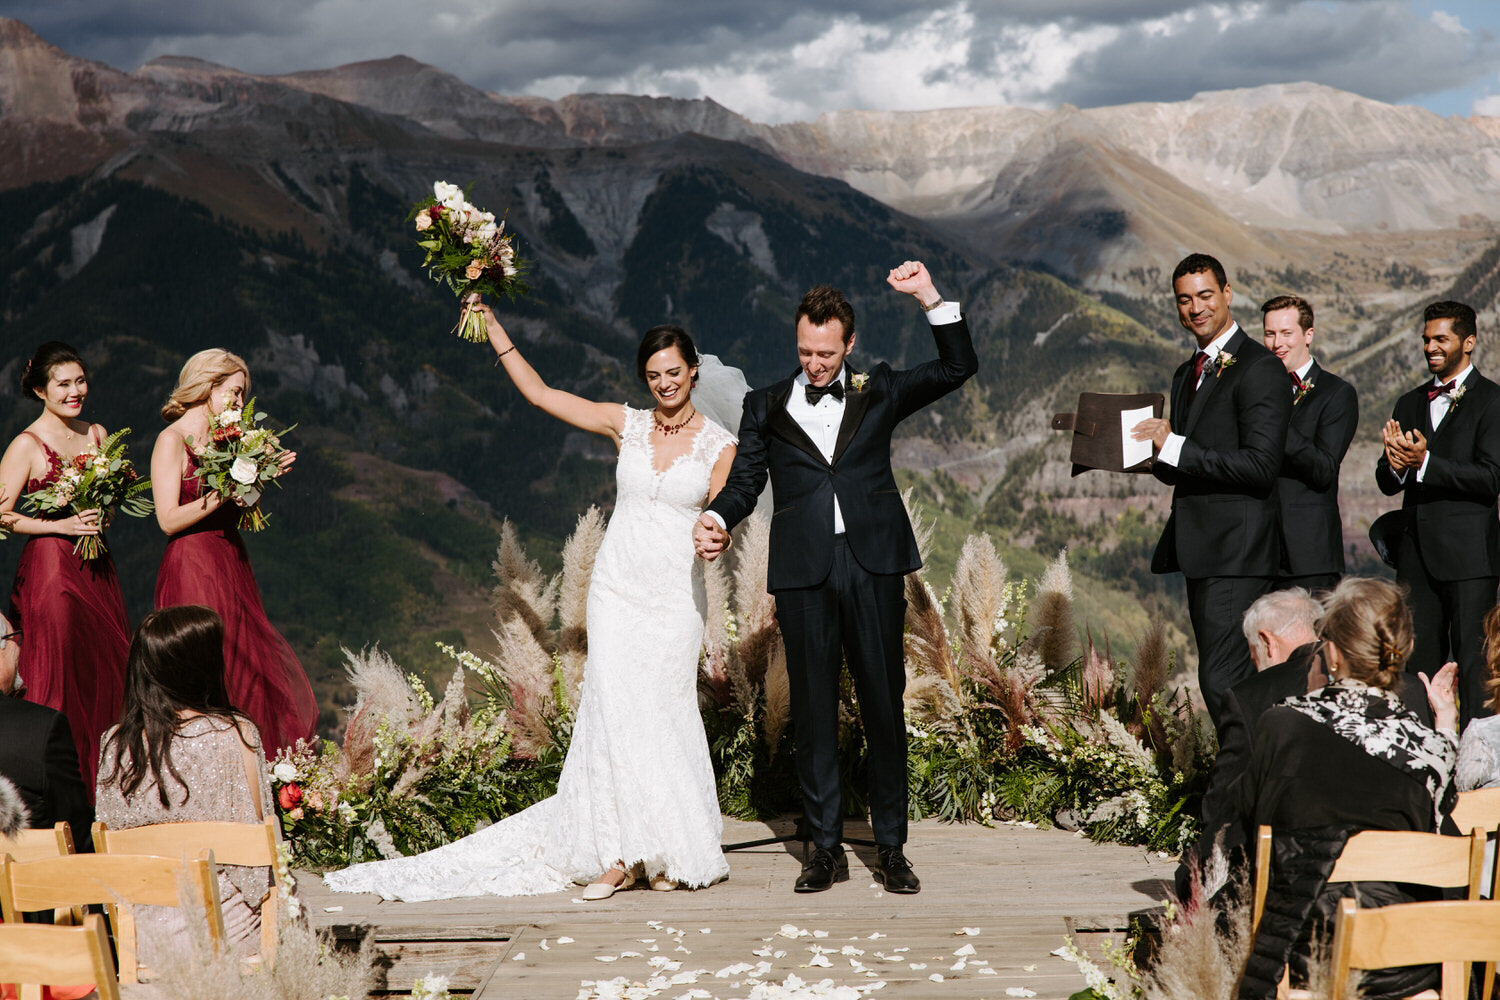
top-left (1415, 452), bottom-right (1430, 483)
top-left (1157, 432), bottom-right (1185, 467)
top-left (704, 510), bottom-right (727, 531)
top-left (923, 301), bottom-right (961, 326)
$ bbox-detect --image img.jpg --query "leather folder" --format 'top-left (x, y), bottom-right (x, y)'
top-left (1051, 392), bottom-right (1166, 476)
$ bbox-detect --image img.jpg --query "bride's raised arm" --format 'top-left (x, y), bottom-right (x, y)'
top-left (467, 297), bottom-right (625, 442)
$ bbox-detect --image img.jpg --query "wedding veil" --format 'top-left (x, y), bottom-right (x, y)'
top-left (692, 353), bottom-right (771, 513)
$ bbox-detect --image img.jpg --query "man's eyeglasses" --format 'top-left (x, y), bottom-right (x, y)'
top-left (0, 630), bottom-right (21, 647)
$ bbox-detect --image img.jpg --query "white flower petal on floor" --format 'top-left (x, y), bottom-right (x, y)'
top-left (979, 968), bottom-right (998, 976)
top-left (957, 927), bottom-right (981, 936)
top-left (1005, 989), bottom-right (1037, 997)
top-left (928, 973), bottom-right (944, 982)
top-left (809, 955), bottom-right (832, 968)
top-left (954, 943), bottom-right (976, 956)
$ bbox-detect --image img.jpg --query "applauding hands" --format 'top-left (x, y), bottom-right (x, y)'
top-left (1382, 419), bottom-right (1427, 473)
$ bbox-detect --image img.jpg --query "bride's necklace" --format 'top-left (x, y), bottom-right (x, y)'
top-left (653, 405), bottom-right (696, 435)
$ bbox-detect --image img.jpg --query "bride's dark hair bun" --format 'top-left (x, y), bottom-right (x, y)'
top-left (637, 325), bottom-right (699, 385)
top-left (21, 342), bottom-right (86, 396)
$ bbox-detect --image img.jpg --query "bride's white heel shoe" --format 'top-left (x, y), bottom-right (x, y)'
top-left (583, 862), bottom-right (638, 901)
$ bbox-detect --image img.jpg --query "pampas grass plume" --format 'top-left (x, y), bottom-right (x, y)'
top-left (1131, 619), bottom-right (1169, 706)
top-left (1034, 549), bottom-right (1076, 673)
top-left (557, 506), bottom-right (605, 706)
top-left (492, 519), bottom-right (558, 651)
top-left (762, 640), bottom-right (792, 755)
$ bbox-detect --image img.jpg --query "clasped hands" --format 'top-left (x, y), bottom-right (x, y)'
top-left (1382, 419), bottom-right (1427, 473)
top-left (694, 514), bottom-right (729, 561)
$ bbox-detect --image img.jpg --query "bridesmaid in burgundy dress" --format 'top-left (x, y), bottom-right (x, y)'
top-left (149, 349), bottom-right (317, 758)
top-left (0, 342), bottom-right (129, 795)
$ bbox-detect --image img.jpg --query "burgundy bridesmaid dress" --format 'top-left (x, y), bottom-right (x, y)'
top-left (154, 449), bottom-right (317, 757)
top-left (8, 431), bottom-right (128, 798)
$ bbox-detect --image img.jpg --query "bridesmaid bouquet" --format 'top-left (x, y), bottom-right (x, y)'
top-left (24, 429), bottom-right (153, 560)
top-left (411, 180), bottom-right (528, 342)
top-left (188, 398), bottom-right (295, 532)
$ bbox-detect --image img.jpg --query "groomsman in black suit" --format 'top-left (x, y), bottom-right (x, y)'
top-left (0, 611), bottom-right (92, 851)
top-left (1376, 300), bottom-right (1500, 725)
top-left (1261, 295), bottom-right (1358, 593)
top-left (1133, 253), bottom-right (1292, 729)
top-left (695, 261), bottom-right (977, 894)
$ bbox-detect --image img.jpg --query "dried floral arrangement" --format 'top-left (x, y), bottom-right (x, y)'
top-left (274, 495), bottom-right (1213, 869)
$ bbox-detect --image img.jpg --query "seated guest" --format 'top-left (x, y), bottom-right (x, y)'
top-left (1457, 605), bottom-right (1500, 791)
top-left (95, 605), bottom-right (278, 967)
top-left (0, 610), bottom-right (93, 852)
top-left (1180, 589), bottom-right (1433, 899)
top-left (1233, 578), bottom-right (1457, 1000)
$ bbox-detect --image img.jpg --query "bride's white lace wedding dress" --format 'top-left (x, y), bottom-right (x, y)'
top-left (324, 406), bottom-right (736, 900)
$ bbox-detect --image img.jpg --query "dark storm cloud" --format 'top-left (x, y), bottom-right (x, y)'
top-left (6, 0), bottom-right (1499, 119)
top-left (1042, 1), bottom-right (1498, 108)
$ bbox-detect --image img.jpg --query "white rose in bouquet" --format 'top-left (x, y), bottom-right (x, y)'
top-left (230, 455), bottom-right (259, 485)
top-left (218, 407), bottom-right (242, 425)
top-left (272, 761), bottom-right (299, 783)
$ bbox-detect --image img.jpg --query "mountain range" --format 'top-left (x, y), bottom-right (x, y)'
top-left (3, 17), bottom-right (1500, 720)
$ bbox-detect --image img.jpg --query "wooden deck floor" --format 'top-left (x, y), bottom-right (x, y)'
top-left (302, 816), bottom-right (1176, 999)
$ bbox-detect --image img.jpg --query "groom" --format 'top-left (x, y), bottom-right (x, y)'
top-left (694, 261), bottom-right (977, 894)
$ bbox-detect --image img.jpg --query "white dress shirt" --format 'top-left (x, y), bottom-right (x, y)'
top-left (1293, 358), bottom-right (1315, 385)
top-left (1156, 323), bottom-right (1240, 468)
top-left (704, 299), bottom-right (962, 534)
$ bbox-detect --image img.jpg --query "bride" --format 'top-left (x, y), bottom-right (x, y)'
top-left (324, 299), bottom-right (739, 901)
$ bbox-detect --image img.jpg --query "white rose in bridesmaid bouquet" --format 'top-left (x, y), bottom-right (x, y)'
top-left (230, 455), bottom-right (258, 485)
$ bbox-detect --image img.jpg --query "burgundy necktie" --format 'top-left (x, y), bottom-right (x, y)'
top-left (1181, 351), bottom-right (1208, 415)
top-left (1427, 380), bottom-right (1456, 401)
top-left (1290, 372), bottom-right (1305, 393)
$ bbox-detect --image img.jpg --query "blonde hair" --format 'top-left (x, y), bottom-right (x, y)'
top-left (1317, 577), bottom-right (1412, 690)
top-left (161, 349), bottom-right (250, 421)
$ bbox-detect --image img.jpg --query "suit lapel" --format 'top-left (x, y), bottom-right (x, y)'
top-left (1184, 328), bottom-right (1246, 437)
top-left (831, 367), bottom-right (872, 465)
top-left (1169, 360), bottom-right (1191, 432)
top-left (766, 375), bottom-right (829, 467)
top-left (1290, 361), bottom-right (1321, 426)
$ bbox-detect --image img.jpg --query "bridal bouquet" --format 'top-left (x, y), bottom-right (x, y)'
top-left (24, 429), bottom-right (153, 559)
top-left (411, 180), bottom-right (528, 342)
top-left (187, 398), bottom-right (295, 532)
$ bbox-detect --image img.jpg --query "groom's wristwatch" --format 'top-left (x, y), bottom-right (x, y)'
top-left (918, 295), bottom-right (944, 311)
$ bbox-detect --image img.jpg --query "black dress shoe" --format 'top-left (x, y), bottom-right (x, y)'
top-left (874, 845), bottom-right (920, 894)
top-left (795, 845), bottom-right (849, 892)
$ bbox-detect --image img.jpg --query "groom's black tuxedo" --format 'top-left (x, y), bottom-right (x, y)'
top-left (1275, 362), bottom-right (1358, 590)
top-left (1375, 369), bottom-right (1500, 724)
top-left (708, 315), bottom-right (977, 850)
top-left (1151, 325), bottom-right (1292, 728)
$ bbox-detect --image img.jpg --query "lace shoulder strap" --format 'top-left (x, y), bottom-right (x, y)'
top-left (620, 404), bottom-right (651, 446)
top-left (697, 416), bottom-right (737, 462)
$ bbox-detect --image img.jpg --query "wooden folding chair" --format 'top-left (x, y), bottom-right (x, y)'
top-left (1251, 825), bottom-right (1487, 999)
top-left (0, 824), bottom-right (80, 925)
top-left (1329, 898), bottom-right (1500, 1000)
top-left (0, 912), bottom-right (120, 1000)
top-left (0, 851), bottom-right (226, 984)
top-left (1450, 788), bottom-right (1500, 1000)
top-left (93, 816), bottom-right (284, 962)
top-left (0, 823), bottom-right (76, 862)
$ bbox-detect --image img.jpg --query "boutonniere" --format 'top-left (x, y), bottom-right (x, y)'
top-left (1212, 353), bottom-right (1237, 377)
top-left (1293, 380), bottom-right (1315, 406)
top-left (849, 373), bottom-right (869, 392)
top-left (1451, 383), bottom-right (1468, 409)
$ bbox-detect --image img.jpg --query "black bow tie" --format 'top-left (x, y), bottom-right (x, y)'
top-left (805, 380), bottom-right (844, 404)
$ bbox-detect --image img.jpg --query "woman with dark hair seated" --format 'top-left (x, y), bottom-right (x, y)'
top-left (1233, 577), bottom-right (1458, 1000)
top-left (95, 605), bottom-right (277, 966)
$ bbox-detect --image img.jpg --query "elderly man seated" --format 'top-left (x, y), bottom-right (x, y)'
top-left (1176, 587), bottom-right (1433, 898)
top-left (0, 609), bottom-right (93, 852)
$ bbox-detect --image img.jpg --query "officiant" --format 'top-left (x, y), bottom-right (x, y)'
top-left (1131, 253), bottom-right (1292, 729)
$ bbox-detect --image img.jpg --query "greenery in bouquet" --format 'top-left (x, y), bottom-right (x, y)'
top-left (186, 397), bottom-right (294, 532)
top-left (23, 428), bottom-right (152, 559)
top-left (411, 180), bottom-right (529, 342)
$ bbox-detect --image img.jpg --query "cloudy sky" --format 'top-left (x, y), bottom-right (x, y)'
top-left (14, 0), bottom-right (1500, 122)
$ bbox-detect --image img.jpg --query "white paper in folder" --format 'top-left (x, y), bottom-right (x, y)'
top-left (1120, 406), bottom-right (1155, 468)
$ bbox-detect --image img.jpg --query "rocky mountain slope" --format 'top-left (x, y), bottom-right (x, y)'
top-left (3, 17), bottom-right (1500, 717)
